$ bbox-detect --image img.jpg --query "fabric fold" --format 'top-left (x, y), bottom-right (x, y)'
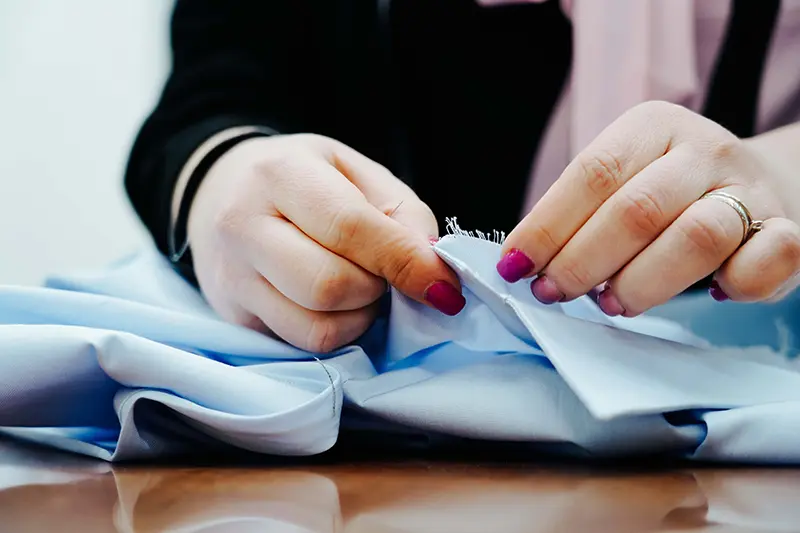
top-left (0, 234), bottom-right (797, 462)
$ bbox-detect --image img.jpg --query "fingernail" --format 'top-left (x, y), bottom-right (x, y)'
top-left (597, 289), bottom-right (626, 317)
top-left (709, 281), bottom-right (729, 302)
top-left (496, 249), bottom-right (535, 283)
top-left (428, 236), bottom-right (440, 246)
top-left (531, 275), bottom-right (564, 304)
top-left (424, 281), bottom-right (466, 316)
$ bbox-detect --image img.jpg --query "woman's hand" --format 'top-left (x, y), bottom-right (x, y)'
top-left (498, 101), bottom-right (800, 316)
top-left (187, 134), bottom-right (464, 352)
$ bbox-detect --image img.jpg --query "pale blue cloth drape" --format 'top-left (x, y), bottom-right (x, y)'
top-left (0, 235), bottom-right (798, 462)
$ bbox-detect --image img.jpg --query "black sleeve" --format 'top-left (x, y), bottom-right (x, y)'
top-left (124, 0), bottom-right (335, 255)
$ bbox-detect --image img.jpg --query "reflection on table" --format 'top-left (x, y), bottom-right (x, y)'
top-left (1, 437), bottom-right (798, 532)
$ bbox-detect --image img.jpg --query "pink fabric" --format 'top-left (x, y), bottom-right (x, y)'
top-left (478, 0), bottom-right (697, 157)
top-left (476, 0), bottom-right (800, 213)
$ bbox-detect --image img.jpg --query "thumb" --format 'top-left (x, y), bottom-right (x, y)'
top-left (325, 143), bottom-right (466, 315)
top-left (272, 153), bottom-right (465, 316)
top-left (323, 138), bottom-right (441, 239)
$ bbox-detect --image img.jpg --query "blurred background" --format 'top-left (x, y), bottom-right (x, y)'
top-left (0, 1), bottom-right (172, 284)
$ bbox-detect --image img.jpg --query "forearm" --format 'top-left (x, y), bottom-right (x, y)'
top-left (746, 121), bottom-right (800, 224)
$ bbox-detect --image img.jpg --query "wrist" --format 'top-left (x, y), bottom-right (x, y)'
top-left (169, 126), bottom-right (276, 263)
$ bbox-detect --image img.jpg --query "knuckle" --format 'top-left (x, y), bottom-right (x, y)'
top-left (707, 135), bottom-right (743, 163)
top-left (212, 206), bottom-right (250, 241)
top-left (378, 242), bottom-right (419, 288)
top-left (295, 132), bottom-right (326, 144)
top-left (640, 100), bottom-right (686, 118)
top-left (308, 265), bottom-right (350, 311)
top-left (253, 150), bottom-right (296, 178)
top-left (234, 313), bottom-right (269, 334)
top-left (327, 206), bottom-right (365, 251)
top-left (296, 133), bottom-right (335, 154)
top-left (676, 215), bottom-right (732, 259)
top-left (304, 316), bottom-right (342, 353)
top-left (253, 146), bottom-right (323, 183)
top-left (527, 223), bottom-right (560, 255)
top-left (577, 149), bottom-right (625, 197)
top-left (617, 190), bottom-right (667, 239)
top-left (552, 257), bottom-right (594, 292)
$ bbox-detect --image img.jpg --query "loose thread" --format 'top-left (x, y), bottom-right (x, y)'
top-left (386, 200), bottom-right (404, 219)
top-left (312, 356), bottom-right (337, 418)
top-left (445, 217), bottom-right (506, 244)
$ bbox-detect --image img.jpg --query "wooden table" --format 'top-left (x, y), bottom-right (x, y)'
top-left (1, 437), bottom-right (797, 533)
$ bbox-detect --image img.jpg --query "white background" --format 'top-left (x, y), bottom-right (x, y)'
top-left (0, 1), bottom-right (172, 284)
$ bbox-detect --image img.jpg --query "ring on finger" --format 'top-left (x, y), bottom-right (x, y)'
top-left (700, 190), bottom-right (764, 247)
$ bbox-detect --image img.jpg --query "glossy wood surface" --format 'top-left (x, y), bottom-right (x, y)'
top-left (1, 437), bottom-right (798, 532)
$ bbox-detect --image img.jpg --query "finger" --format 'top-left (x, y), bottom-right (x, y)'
top-left (235, 215), bottom-right (386, 312)
top-left (537, 145), bottom-right (710, 301)
top-left (769, 273), bottom-right (800, 302)
top-left (321, 137), bottom-right (440, 239)
top-left (499, 101), bottom-right (685, 282)
top-left (237, 271), bottom-right (380, 353)
top-left (208, 297), bottom-right (271, 336)
top-left (271, 157), bottom-right (465, 316)
top-left (714, 218), bottom-right (800, 302)
top-left (600, 191), bottom-right (748, 316)
top-left (195, 260), bottom-right (279, 336)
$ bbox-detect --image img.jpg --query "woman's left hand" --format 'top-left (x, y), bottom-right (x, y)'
top-left (497, 101), bottom-right (800, 316)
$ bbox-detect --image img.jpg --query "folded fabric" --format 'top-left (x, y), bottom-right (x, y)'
top-left (0, 227), bottom-right (798, 462)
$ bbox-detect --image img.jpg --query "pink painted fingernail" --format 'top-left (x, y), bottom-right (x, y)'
top-left (597, 289), bottom-right (626, 317)
top-left (709, 281), bottom-right (729, 302)
top-left (428, 236), bottom-right (440, 246)
top-left (496, 249), bottom-right (535, 283)
top-left (424, 281), bottom-right (466, 316)
top-left (531, 275), bottom-right (565, 304)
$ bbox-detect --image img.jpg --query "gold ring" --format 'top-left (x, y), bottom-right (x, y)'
top-left (700, 190), bottom-right (764, 246)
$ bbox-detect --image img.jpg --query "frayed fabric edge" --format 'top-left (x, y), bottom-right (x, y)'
top-left (445, 217), bottom-right (506, 245)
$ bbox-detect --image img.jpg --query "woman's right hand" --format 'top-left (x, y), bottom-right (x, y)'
top-left (186, 134), bottom-right (465, 352)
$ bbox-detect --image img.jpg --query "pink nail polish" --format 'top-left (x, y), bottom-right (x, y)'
top-left (597, 289), bottom-right (626, 317)
top-left (496, 249), bottom-right (535, 283)
top-left (424, 281), bottom-right (466, 316)
top-left (531, 275), bottom-right (565, 304)
top-left (428, 236), bottom-right (440, 246)
top-left (709, 281), bottom-right (729, 302)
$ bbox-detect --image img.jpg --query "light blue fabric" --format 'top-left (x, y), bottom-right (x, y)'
top-left (0, 235), bottom-right (798, 462)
